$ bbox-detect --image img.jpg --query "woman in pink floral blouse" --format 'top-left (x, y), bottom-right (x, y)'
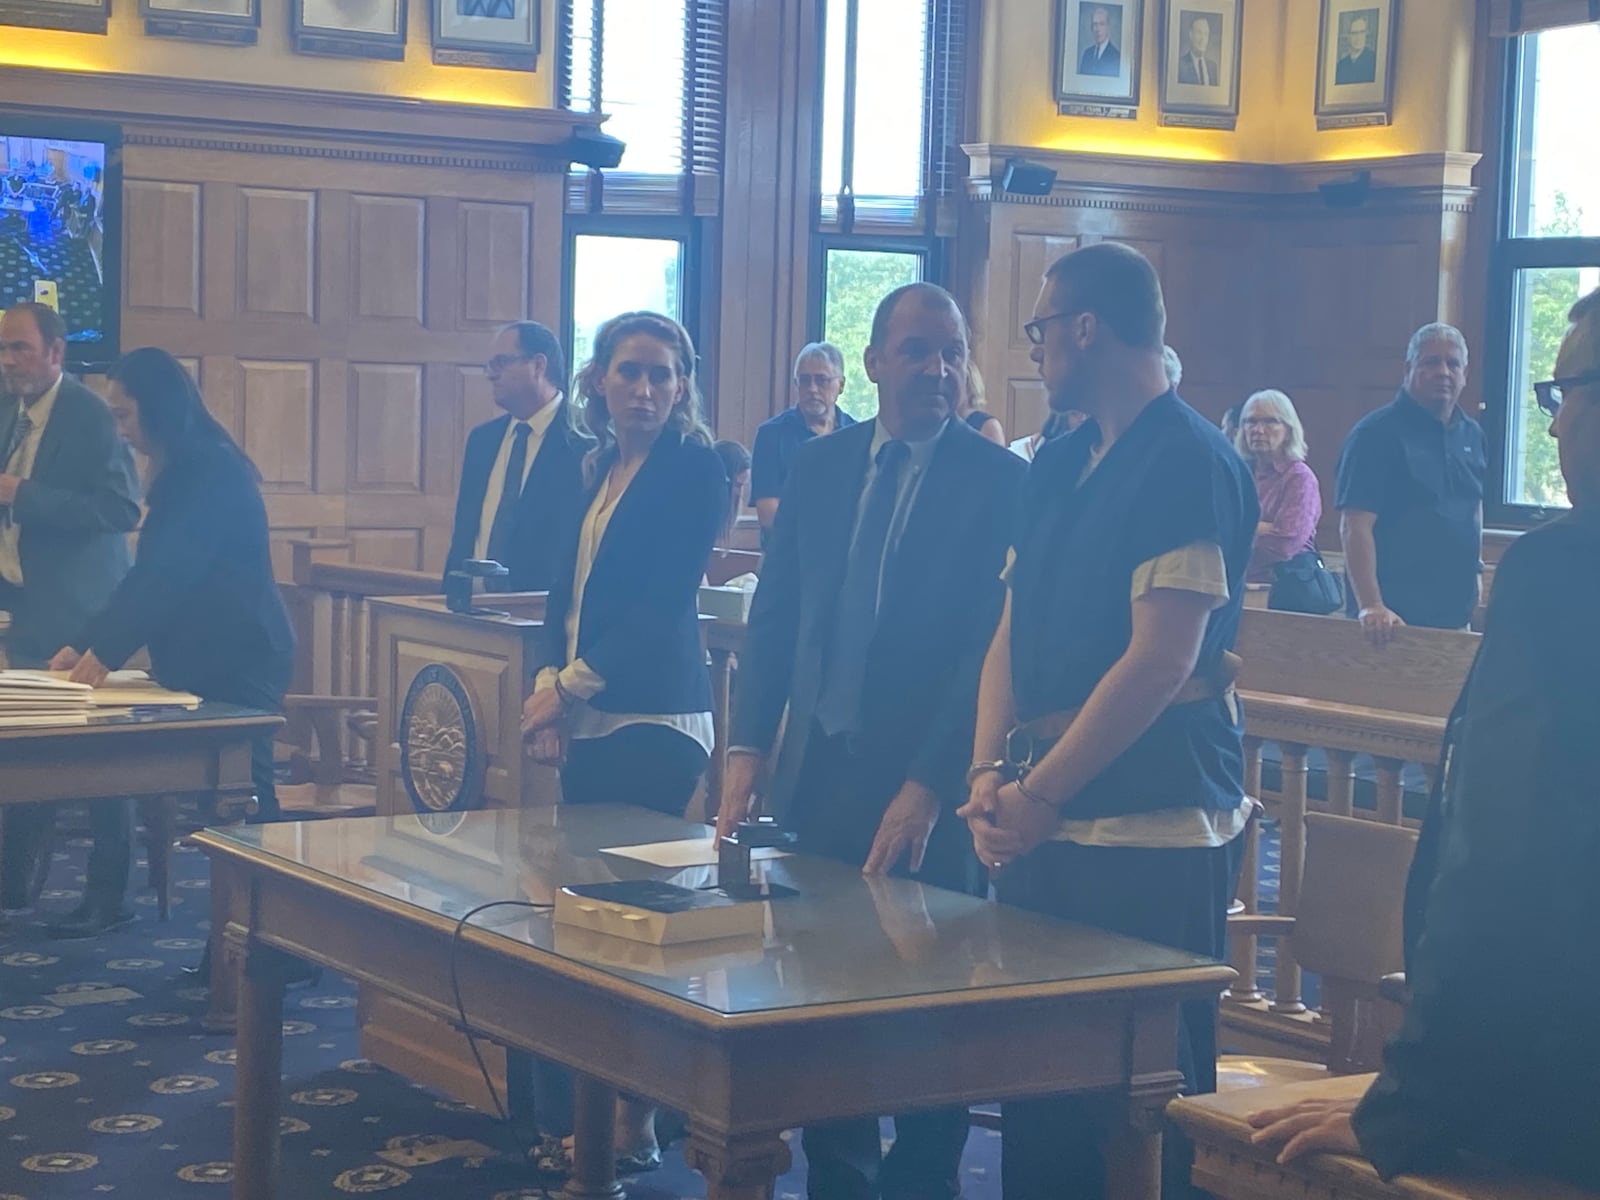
top-left (1236, 389), bottom-right (1322, 583)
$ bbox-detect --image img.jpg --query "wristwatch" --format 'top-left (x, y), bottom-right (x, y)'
top-left (965, 760), bottom-right (1007, 787)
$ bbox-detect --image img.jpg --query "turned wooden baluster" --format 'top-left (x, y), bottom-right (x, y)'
top-left (1375, 757), bottom-right (1405, 825)
top-left (1225, 736), bottom-right (1265, 1004)
top-left (1272, 742), bottom-right (1309, 1014)
top-left (1325, 749), bottom-right (1356, 817)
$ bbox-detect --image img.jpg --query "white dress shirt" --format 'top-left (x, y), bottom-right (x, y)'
top-left (472, 397), bottom-right (563, 561)
top-left (0, 374), bottom-right (63, 587)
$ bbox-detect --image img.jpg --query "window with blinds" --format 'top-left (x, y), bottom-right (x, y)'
top-left (818, 0), bottom-right (969, 231)
top-left (558, 0), bottom-right (726, 209)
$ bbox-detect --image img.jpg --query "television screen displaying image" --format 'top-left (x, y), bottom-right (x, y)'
top-left (0, 117), bottom-right (121, 369)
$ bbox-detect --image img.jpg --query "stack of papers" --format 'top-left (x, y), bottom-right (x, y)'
top-left (0, 670), bottom-right (202, 729)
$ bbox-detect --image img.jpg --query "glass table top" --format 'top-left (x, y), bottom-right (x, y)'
top-left (207, 807), bottom-right (1225, 1017)
top-left (0, 702), bottom-right (279, 739)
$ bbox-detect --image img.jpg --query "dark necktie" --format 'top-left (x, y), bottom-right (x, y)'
top-left (816, 439), bottom-right (911, 737)
top-left (485, 422), bottom-right (531, 570)
top-left (1, 410), bottom-right (32, 529)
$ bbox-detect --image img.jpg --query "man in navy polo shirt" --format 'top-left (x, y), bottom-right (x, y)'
top-left (750, 342), bottom-right (856, 552)
top-left (960, 242), bottom-right (1257, 1200)
top-left (1336, 323), bottom-right (1486, 643)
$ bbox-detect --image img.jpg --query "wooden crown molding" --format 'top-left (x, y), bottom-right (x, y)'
top-left (962, 144), bottom-right (1482, 214)
top-left (0, 65), bottom-right (603, 165)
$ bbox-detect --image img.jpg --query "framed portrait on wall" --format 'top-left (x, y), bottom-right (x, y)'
top-left (431, 0), bottom-right (540, 71)
top-left (1315, 0), bottom-right (1400, 129)
top-left (1054, 0), bottom-right (1143, 119)
top-left (291, 0), bottom-right (407, 61)
top-left (140, 0), bottom-right (259, 45)
top-left (0, 0), bottom-right (109, 35)
top-left (1158, 0), bottom-right (1243, 129)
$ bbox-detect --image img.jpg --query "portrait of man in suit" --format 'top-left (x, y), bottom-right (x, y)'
top-left (1077, 3), bottom-right (1122, 77)
top-left (1335, 9), bottom-right (1379, 85)
top-left (1176, 11), bottom-right (1222, 87)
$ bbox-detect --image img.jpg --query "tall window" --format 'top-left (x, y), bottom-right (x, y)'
top-left (813, 0), bottom-right (968, 420)
top-left (1491, 21), bottom-right (1600, 518)
top-left (558, 0), bottom-right (724, 390)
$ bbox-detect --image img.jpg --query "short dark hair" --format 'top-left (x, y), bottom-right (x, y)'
top-left (502, 320), bottom-right (568, 395)
top-left (4, 301), bottom-right (67, 348)
top-left (868, 282), bottom-right (969, 349)
top-left (1043, 243), bottom-right (1166, 350)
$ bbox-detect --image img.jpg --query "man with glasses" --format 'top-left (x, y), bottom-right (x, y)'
top-left (1248, 290), bottom-right (1600, 1191)
top-left (750, 342), bottom-right (855, 552)
top-left (1335, 323), bottom-right (1485, 644)
top-left (443, 321), bottom-right (590, 594)
top-left (960, 243), bottom-right (1256, 1199)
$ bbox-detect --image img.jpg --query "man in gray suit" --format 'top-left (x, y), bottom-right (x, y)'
top-left (0, 302), bottom-right (141, 931)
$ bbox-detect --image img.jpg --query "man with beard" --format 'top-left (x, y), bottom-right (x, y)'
top-left (721, 283), bottom-right (1023, 1199)
top-left (959, 243), bottom-right (1256, 1199)
top-left (750, 342), bottom-right (856, 553)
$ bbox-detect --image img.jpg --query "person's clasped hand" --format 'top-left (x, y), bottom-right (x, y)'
top-left (1245, 1096), bottom-right (1363, 1165)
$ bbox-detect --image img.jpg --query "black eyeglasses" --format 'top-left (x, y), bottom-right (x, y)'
top-left (1534, 368), bottom-right (1600, 418)
top-left (1022, 310), bottom-right (1081, 346)
top-left (794, 373), bottom-right (840, 389)
top-left (484, 353), bottom-right (532, 375)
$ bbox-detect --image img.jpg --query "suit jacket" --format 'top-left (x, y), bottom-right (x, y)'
top-left (1078, 41), bottom-right (1121, 76)
top-left (1335, 46), bottom-right (1377, 85)
top-left (0, 375), bottom-right (139, 665)
top-left (443, 401), bottom-right (591, 593)
top-left (538, 430), bottom-right (725, 716)
top-left (1351, 512), bottom-right (1600, 1190)
top-left (732, 417), bottom-right (1025, 822)
top-left (1177, 53), bottom-right (1221, 86)
top-left (77, 438), bottom-right (294, 701)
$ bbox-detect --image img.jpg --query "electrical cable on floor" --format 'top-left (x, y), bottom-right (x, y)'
top-left (447, 899), bottom-right (554, 1134)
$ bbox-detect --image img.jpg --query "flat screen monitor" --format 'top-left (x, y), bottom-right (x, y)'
top-left (0, 116), bottom-right (122, 370)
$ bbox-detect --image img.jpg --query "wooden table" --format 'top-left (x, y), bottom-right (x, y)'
top-left (1168, 1075), bottom-right (1597, 1200)
top-left (0, 704), bottom-right (282, 815)
top-left (197, 805), bottom-right (1233, 1200)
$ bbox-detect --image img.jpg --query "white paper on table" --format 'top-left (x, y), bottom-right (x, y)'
top-left (599, 833), bottom-right (790, 868)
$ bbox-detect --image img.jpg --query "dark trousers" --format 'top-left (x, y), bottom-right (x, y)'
top-left (1, 798), bottom-right (132, 913)
top-left (560, 722), bottom-right (709, 818)
top-left (792, 727), bottom-right (974, 1200)
top-left (994, 836), bottom-right (1245, 1200)
top-left (203, 673), bottom-right (290, 823)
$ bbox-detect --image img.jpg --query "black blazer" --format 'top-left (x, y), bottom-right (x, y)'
top-left (0, 375), bottom-right (140, 665)
top-left (538, 430), bottom-right (725, 715)
top-left (731, 417), bottom-right (1025, 819)
top-left (77, 438), bottom-right (294, 701)
top-left (443, 402), bottom-right (591, 592)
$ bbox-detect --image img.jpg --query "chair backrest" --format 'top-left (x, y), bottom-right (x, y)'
top-left (1293, 812), bottom-right (1416, 986)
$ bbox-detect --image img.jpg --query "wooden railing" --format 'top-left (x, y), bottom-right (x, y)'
top-left (1224, 609), bottom-right (1478, 1059)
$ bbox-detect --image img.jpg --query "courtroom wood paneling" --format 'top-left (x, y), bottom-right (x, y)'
top-left (459, 202), bottom-right (531, 327)
top-left (351, 196), bottom-right (425, 323)
top-left (347, 529), bottom-right (424, 570)
top-left (123, 181), bottom-right (201, 316)
top-left (239, 188), bottom-right (317, 320)
top-left (348, 364), bottom-right (424, 493)
top-left (238, 360), bottom-right (315, 492)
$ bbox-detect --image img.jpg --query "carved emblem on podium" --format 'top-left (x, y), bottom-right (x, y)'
top-left (398, 664), bottom-right (486, 816)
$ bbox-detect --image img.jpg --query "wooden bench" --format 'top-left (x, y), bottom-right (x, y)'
top-left (1169, 1076), bottom-right (1597, 1200)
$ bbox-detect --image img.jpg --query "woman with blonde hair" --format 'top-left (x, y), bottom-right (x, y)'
top-left (1236, 388), bottom-right (1329, 599)
top-left (957, 359), bottom-right (1006, 445)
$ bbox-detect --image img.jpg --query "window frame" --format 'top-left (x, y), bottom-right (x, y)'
top-left (1483, 31), bottom-right (1600, 526)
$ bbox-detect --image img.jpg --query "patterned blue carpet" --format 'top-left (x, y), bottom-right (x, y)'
top-left (0, 824), bottom-right (1007, 1198)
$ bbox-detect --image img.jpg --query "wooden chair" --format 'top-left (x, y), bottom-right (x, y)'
top-left (275, 694), bottom-right (379, 817)
top-left (1219, 812), bottom-right (1415, 1090)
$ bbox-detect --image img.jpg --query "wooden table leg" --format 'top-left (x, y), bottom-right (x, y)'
top-left (233, 943), bottom-right (288, 1200)
top-left (202, 856), bottom-right (241, 1035)
top-left (1103, 1117), bottom-right (1162, 1200)
top-left (684, 1126), bottom-right (791, 1200)
top-left (560, 1075), bottom-right (624, 1200)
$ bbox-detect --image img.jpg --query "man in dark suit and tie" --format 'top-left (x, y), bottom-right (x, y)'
top-left (1078, 4), bottom-right (1122, 76)
top-left (1177, 14), bottom-right (1221, 86)
top-left (1335, 13), bottom-right (1378, 85)
top-left (443, 321), bottom-right (590, 594)
top-left (0, 302), bottom-right (141, 921)
top-left (719, 283), bottom-right (1025, 1200)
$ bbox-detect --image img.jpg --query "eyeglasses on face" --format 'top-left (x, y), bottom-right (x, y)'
top-left (1242, 416), bottom-right (1284, 428)
top-left (1534, 368), bottom-right (1600, 418)
top-left (794, 373), bottom-right (839, 389)
top-left (1022, 310), bottom-right (1079, 346)
top-left (484, 353), bottom-right (532, 375)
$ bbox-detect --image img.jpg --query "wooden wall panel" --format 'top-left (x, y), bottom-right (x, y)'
top-left (348, 528), bottom-right (424, 570)
top-left (238, 360), bottom-right (315, 491)
top-left (352, 195), bottom-right (425, 322)
top-left (459, 202), bottom-right (530, 327)
top-left (239, 188), bottom-right (317, 319)
top-left (348, 363), bottom-right (424, 493)
top-left (123, 181), bottom-right (201, 315)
